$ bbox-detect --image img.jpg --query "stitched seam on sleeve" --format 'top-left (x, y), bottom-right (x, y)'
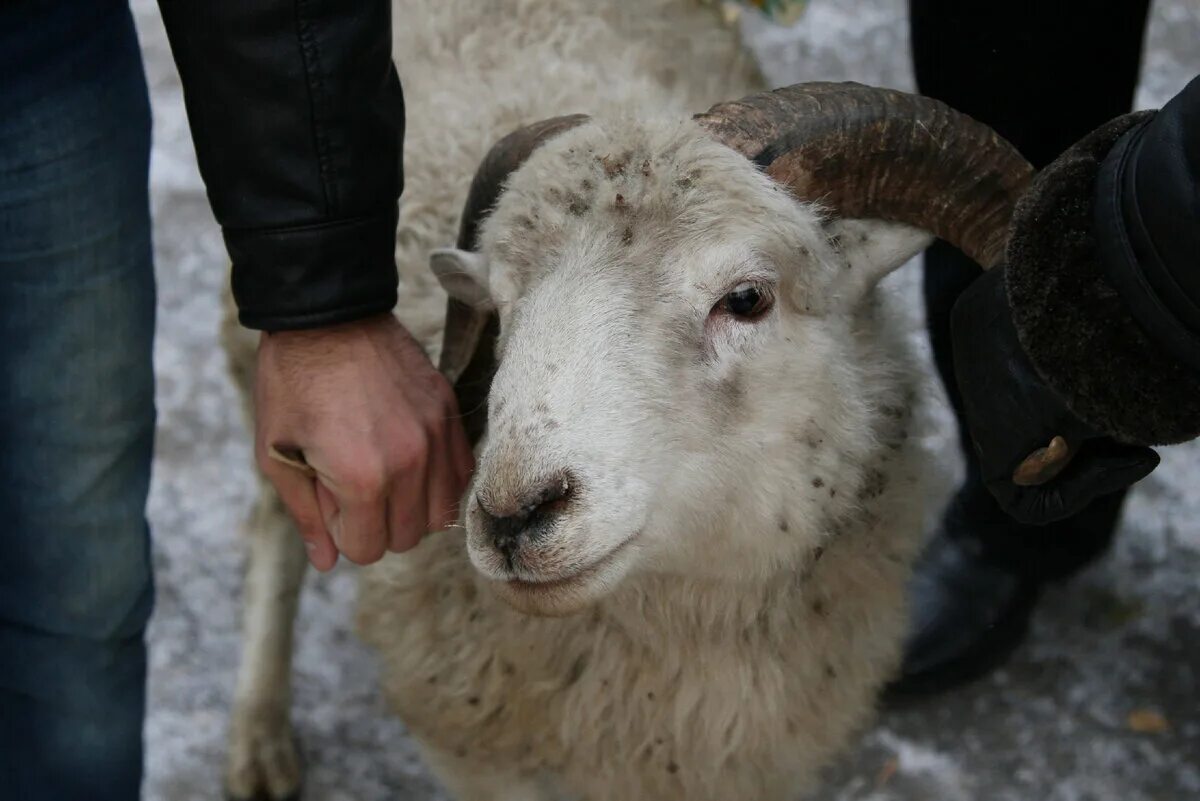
top-left (223, 211), bottom-right (394, 237)
top-left (294, 0), bottom-right (337, 212)
top-left (240, 298), bottom-right (397, 331)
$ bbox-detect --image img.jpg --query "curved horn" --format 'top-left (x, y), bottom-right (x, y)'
top-left (454, 114), bottom-right (591, 251)
top-left (440, 114), bottom-right (589, 445)
top-left (694, 82), bottom-right (1033, 268)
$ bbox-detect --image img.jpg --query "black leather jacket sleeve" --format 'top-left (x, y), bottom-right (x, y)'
top-left (157, 0), bottom-right (404, 331)
top-left (1095, 74), bottom-right (1200, 374)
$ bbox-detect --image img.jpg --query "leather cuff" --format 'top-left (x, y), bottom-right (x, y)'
top-left (228, 208), bottom-right (399, 331)
top-left (1004, 112), bottom-right (1200, 446)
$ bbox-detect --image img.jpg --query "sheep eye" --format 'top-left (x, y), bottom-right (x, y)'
top-left (718, 283), bottom-right (772, 319)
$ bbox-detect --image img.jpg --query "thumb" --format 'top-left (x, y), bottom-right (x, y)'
top-left (264, 460), bottom-right (340, 571)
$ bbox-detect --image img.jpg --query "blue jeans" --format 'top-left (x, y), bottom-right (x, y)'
top-left (0, 1), bottom-right (156, 798)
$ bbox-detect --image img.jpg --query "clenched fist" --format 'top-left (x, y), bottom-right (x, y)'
top-left (254, 314), bottom-right (474, 570)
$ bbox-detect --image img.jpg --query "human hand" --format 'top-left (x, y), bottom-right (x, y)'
top-left (950, 266), bottom-right (1159, 525)
top-left (254, 314), bottom-right (474, 570)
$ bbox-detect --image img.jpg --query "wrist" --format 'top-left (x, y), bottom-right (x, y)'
top-left (261, 312), bottom-right (398, 342)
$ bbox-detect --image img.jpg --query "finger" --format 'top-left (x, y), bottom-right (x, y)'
top-left (387, 463), bottom-right (428, 553)
top-left (451, 422), bottom-right (475, 491)
top-left (322, 466), bottom-right (390, 565)
top-left (315, 480), bottom-right (342, 547)
top-left (425, 436), bottom-right (460, 533)
top-left (264, 462), bottom-right (339, 571)
top-left (444, 407), bottom-right (475, 489)
top-left (432, 377), bottom-right (474, 492)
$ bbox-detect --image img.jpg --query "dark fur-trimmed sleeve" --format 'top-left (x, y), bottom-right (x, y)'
top-left (1004, 99), bottom-right (1200, 447)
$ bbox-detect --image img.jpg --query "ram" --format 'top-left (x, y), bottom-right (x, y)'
top-left (222, 1), bottom-right (1031, 799)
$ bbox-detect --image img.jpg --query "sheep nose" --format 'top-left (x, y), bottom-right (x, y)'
top-left (477, 476), bottom-right (573, 562)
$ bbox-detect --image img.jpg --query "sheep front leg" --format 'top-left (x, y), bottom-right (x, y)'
top-left (224, 485), bottom-right (308, 801)
top-left (421, 744), bottom-right (556, 801)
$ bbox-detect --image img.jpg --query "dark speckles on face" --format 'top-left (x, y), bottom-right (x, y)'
top-left (567, 193), bottom-right (589, 216)
top-left (778, 517), bottom-right (789, 532)
top-left (797, 420), bottom-right (824, 450)
top-left (600, 154), bottom-right (626, 178)
top-left (857, 467), bottom-right (888, 501)
top-left (811, 477), bottom-right (824, 489)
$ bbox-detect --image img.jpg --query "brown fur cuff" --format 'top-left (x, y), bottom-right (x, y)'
top-left (1005, 112), bottom-right (1200, 446)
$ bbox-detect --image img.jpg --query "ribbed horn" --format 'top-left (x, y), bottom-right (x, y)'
top-left (695, 82), bottom-right (1033, 268)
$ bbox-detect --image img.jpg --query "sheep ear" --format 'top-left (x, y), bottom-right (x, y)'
top-left (431, 247), bottom-right (498, 448)
top-left (825, 219), bottom-right (933, 307)
top-left (430, 248), bottom-right (494, 310)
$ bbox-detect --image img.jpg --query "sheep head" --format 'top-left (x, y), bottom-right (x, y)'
top-left (429, 82), bottom-right (1032, 617)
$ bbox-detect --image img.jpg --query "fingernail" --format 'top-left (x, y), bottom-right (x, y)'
top-left (304, 540), bottom-right (317, 553)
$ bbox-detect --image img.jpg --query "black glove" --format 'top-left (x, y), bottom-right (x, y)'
top-left (948, 89), bottom-right (1200, 526)
top-left (950, 265), bottom-right (1160, 526)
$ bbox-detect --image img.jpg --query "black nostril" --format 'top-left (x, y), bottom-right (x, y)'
top-left (478, 475), bottom-right (574, 564)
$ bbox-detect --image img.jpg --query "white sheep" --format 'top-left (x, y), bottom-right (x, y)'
top-left (222, 1), bottom-right (1031, 799)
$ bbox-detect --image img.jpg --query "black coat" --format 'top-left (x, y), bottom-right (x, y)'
top-left (158, 0), bottom-right (404, 331)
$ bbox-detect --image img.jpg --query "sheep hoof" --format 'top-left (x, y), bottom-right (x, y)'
top-left (224, 705), bottom-right (303, 801)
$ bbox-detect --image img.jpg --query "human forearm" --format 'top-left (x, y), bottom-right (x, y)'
top-left (158, 0), bottom-right (405, 330)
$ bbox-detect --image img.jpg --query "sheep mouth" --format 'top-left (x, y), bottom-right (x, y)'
top-left (496, 535), bottom-right (638, 614)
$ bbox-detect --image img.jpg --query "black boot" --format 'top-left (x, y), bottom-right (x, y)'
top-left (887, 241), bottom-right (1128, 699)
top-left (887, 481), bottom-right (1127, 698)
top-left (886, 495), bottom-right (1039, 699)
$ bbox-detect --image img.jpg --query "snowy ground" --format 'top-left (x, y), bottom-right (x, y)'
top-left (133, 2), bottom-right (1200, 799)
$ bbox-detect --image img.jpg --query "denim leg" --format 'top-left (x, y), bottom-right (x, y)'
top-left (0, 2), bottom-right (156, 799)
